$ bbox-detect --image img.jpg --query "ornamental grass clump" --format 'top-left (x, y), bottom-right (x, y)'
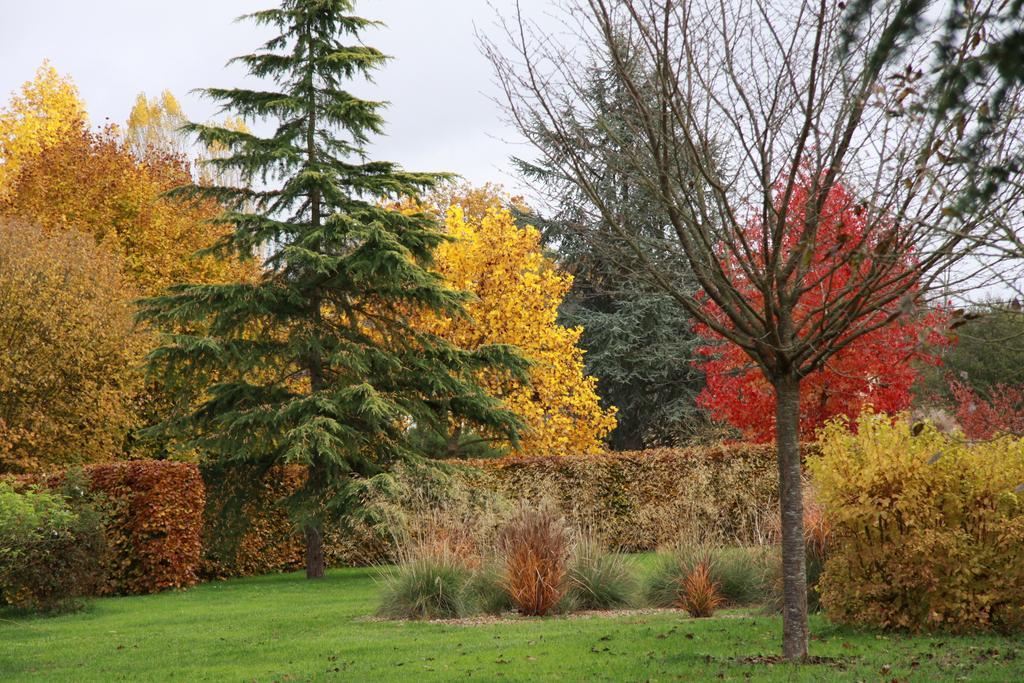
top-left (566, 534), bottom-right (637, 610)
top-left (376, 548), bottom-right (472, 620)
top-left (497, 503), bottom-right (569, 616)
top-left (680, 558), bottom-right (725, 618)
top-left (643, 543), bottom-right (770, 609)
top-left (376, 506), bottom-right (486, 620)
top-left (466, 562), bottom-right (514, 615)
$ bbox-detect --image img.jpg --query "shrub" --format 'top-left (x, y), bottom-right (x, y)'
top-left (17, 460), bottom-right (206, 595)
top-left (680, 559), bottom-right (725, 618)
top-left (566, 534), bottom-right (637, 610)
top-left (0, 220), bottom-right (142, 475)
top-left (497, 504), bottom-right (569, 616)
top-left (950, 381), bottom-right (1024, 440)
top-left (643, 544), bottom-right (770, 608)
top-left (377, 553), bottom-right (472, 620)
top-left (811, 413), bottom-right (1024, 632)
top-left (0, 472), bottom-right (106, 613)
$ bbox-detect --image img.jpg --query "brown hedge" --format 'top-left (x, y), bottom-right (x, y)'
top-left (201, 443), bottom-right (788, 576)
top-left (460, 444), bottom-right (792, 550)
top-left (200, 465), bottom-right (306, 579)
top-left (9, 446), bottom-right (791, 586)
top-left (22, 461), bottom-right (205, 595)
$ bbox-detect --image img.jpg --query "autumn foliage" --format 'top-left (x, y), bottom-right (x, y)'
top-left (811, 414), bottom-right (1024, 632)
top-left (15, 461), bottom-right (206, 595)
top-left (85, 461), bottom-right (206, 594)
top-left (0, 221), bottom-right (142, 473)
top-left (415, 191), bottom-right (616, 455)
top-left (0, 62), bottom-right (86, 199)
top-left (695, 176), bottom-right (948, 442)
top-left (0, 68), bottom-right (260, 468)
top-left (950, 381), bottom-right (1024, 440)
top-left (2, 124), bottom-right (255, 296)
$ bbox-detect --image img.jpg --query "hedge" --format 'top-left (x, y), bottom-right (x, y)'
top-left (462, 444), bottom-right (789, 551)
top-left (200, 443), bottom-right (787, 576)
top-left (18, 461), bottom-right (205, 595)
top-left (8, 445), bottom-right (789, 587)
top-left (199, 464), bottom-right (391, 579)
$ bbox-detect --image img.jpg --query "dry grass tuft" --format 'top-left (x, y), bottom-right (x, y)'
top-left (679, 558), bottom-right (725, 618)
top-left (497, 503), bottom-right (569, 616)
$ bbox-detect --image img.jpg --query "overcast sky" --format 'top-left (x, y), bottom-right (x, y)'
top-left (0, 0), bottom-right (559, 191)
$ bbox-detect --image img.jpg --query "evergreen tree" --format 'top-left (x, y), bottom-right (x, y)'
top-left (138, 0), bottom-right (527, 578)
top-left (515, 53), bottom-right (710, 450)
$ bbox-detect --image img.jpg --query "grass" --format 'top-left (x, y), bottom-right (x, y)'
top-left (1, 566), bottom-right (1022, 681)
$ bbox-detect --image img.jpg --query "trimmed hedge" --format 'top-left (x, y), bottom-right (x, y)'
top-left (8, 445), bottom-right (787, 587)
top-left (19, 461), bottom-right (205, 595)
top-left (200, 444), bottom-right (786, 577)
top-left (200, 465), bottom-right (305, 579)
top-left (462, 445), bottom-right (788, 550)
top-left (199, 465), bottom-right (378, 579)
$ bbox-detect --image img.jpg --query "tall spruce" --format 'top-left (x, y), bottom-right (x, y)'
top-left (516, 52), bottom-right (709, 449)
top-left (138, 0), bottom-right (527, 579)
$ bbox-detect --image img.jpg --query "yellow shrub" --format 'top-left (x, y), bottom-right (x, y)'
top-left (810, 413), bottom-right (1024, 632)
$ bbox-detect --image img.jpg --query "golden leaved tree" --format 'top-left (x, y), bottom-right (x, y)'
top-left (413, 188), bottom-right (615, 456)
top-left (125, 90), bottom-right (189, 159)
top-left (0, 72), bottom-right (259, 465)
top-left (0, 62), bottom-right (86, 199)
top-left (0, 220), bottom-right (143, 473)
top-left (2, 123), bottom-right (256, 296)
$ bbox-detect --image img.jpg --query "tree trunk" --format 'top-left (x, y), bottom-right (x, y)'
top-left (305, 523), bottom-right (325, 579)
top-left (774, 372), bottom-right (809, 660)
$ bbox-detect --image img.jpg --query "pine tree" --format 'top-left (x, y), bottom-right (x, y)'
top-left (138, 0), bottom-right (527, 579)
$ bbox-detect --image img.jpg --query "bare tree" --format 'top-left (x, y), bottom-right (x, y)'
top-left (484, 0), bottom-right (1024, 659)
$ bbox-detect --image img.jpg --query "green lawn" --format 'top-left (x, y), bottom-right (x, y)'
top-left (1, 567), bottom-right (1021, 682)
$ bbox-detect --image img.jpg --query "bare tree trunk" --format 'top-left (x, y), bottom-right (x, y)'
top-left (305, 523), bottom-right (325, 579)
top-left (774, 372), bottom-right (808, 660)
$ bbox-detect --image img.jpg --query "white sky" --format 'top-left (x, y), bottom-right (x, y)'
top-left (0, 0), bottom-right (557, 190)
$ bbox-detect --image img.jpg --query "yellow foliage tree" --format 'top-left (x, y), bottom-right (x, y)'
top-left (125, 90), bottom-right (188, 159)
top-left (415, 191), bottom-right (615, 456)
top-left (0, 75), bottom-right (260, 462)
top-left (1, 124), bottom-right (256, 296)
top-left (0, 62), bottom-right (86, 198)
top-left (0, 220), bottom-right (143, 474)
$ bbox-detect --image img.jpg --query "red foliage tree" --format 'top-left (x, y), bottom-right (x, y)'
top-left (950, 381), bottom-right (1024, 440)
top-left (695, 176), bottom-right (949, 443)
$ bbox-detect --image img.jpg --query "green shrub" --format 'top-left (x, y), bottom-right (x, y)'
top-left (376, 554), bottom-right (472, 620)
top-left (643, 544), bottom-right (770, 608)
top-left (0, 471), bottom-right (106, 614)
top-left (811, 414), bottom-right (1024, 632)
top-left (566, 535), bottom-right (637, 610)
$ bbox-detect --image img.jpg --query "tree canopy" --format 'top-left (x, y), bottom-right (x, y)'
top-left (138, 0), bottom-right (528, 578)
top-left (411, 188), bottom-right (616, 457)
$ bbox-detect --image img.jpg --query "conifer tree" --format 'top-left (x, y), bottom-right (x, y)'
top-left (138, 0), bottom-right (527, 579)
